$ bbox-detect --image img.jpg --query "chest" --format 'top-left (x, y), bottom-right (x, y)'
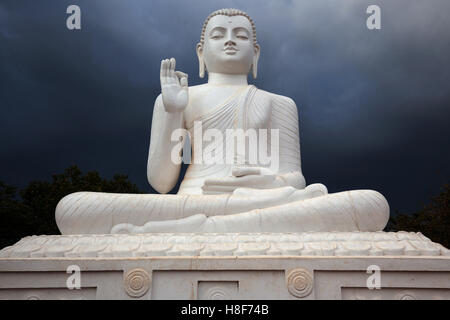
top-left (184, 87), bottom-right (272, 130)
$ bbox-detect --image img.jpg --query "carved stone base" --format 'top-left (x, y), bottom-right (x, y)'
top-left (0, 232), bottom-right (449, 300)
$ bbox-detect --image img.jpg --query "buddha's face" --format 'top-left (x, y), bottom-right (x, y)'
top-left (198, 15), bottom-right (259, 76)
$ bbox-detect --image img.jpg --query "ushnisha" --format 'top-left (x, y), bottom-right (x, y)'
top-left (55, 9), bottom-right (389, 234)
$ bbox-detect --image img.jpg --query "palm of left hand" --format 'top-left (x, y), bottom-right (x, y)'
top-left (202, 167), bottom-right (285, 194)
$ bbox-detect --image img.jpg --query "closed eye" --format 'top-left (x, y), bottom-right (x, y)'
top-left (209, 27), bottom-right (226, 40)
top-left (234, 27), bottom-right (250, 40)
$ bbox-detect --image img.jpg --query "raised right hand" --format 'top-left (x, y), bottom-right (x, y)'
top-left (160, 57), bottom-right (189, 113)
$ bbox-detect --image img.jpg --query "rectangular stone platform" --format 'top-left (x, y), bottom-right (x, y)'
top-left (0, 232), bottom-right (449, 300)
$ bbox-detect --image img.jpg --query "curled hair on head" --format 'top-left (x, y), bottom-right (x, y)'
top-left (200, 8), bottom-right (258, 48)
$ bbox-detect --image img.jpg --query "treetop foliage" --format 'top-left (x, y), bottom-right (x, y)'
top-left (0, 165), bottom-right (142, 248)
top-left (387, 184), bottom-right (450, 248)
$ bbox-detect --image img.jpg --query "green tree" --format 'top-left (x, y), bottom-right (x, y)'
top-left (0, 165), bottom-right (143, 248)
top-left (388, 184), bottom-right (450, 248)
top-left (0, 181), bottom-right (33, 249)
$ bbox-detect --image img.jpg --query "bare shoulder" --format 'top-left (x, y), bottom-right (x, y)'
top-left (187, 84), bottom-right (209, 97)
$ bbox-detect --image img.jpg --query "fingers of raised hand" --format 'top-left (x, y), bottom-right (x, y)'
top-left (161, 58), bottom-right (178, 85)
top-left (160, 59), bottom-right (169, 85)
top-left (175, 71), bottom-right (188, 88)
top-left (169, 58), bottom-right (176, 80)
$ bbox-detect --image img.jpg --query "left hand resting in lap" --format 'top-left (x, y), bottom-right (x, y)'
top-left (202, 167), bottom-right (286, 195)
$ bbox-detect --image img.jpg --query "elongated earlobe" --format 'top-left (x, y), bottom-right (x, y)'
top-left (199, 60), bottom-right (205, 78)
top-left (252, 44), bottom-right (260, 79)
top-left (252, 60), bottom-right (258, 79)
top-left (196, 43), bottom-right (205, 78)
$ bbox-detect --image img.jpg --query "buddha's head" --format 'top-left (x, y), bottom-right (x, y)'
top-left (197, 8), bottom-right (260, 79)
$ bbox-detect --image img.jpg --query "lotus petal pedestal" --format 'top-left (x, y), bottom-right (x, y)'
top-left (0, 231), bottom-right (449, 300)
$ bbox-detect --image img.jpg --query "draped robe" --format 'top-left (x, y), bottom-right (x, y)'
top-left (55, 86), bottom-right (389, 234)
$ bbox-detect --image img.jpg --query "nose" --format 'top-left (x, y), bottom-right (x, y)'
top-left (224, 31), bottom-right (236, 46)
top-left (225, 39), bottom-right (236, 47)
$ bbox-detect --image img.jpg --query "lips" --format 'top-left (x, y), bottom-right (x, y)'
top-left (224, 47), bottom-right (238, 55)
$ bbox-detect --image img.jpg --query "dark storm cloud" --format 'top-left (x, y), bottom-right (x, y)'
top-left (0, 0), bottom-right (449, 213)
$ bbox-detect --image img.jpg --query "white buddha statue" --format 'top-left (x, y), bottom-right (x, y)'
top-left (55, 8), bottom-right (389, 235)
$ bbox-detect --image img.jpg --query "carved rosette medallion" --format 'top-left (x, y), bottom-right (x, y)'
top-left (206, 287), bottom-right (231, 300)
top-left (123, 268), bottom-right (150, 298)
top-left (286, 268), bottom-right (313, 298)
top-left (395, 291), bottom-right (417, 300)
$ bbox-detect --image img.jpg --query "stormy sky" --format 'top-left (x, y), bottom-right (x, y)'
top-left (0, 0), bottom-right (449, 214)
